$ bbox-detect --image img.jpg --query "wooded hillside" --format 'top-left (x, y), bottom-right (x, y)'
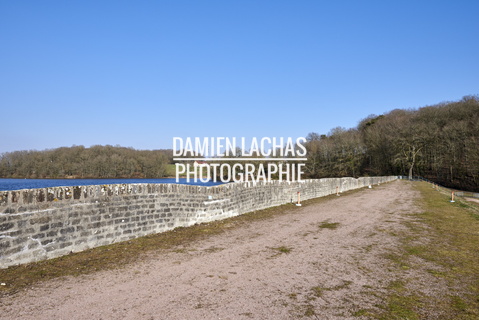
top-left (304, 95), bottom-right (479, 191)
top-left (1, 96), bottom-right (478, 191)
top-left (0, 145), bottom-right (173, 179)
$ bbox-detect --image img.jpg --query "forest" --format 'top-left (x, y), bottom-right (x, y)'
top-left (0, 145), bottom-right (173, 179)
top-left (303, 95), bottom-right (479, 192)
top-left (1, 96), bottom-right (478, 191)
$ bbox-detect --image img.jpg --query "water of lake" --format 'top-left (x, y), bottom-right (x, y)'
top-left (0, 178), bottom-right (224, 191)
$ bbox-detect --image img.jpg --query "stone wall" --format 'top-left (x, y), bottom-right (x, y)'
top-left (0, 176), bottom-right (397, 268)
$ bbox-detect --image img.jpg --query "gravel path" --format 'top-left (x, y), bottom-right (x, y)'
top-left (1, 180), bottom-right (420, 319)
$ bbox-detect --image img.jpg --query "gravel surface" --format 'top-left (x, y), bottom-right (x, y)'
top-left (1, 181), bottom-right (421, 319)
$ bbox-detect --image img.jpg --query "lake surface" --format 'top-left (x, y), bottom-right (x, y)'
top-left (0, 178), bottom-right (224, 191)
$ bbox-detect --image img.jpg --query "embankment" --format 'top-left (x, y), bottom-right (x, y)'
top-left (0, 176), bottom-right (396, 268)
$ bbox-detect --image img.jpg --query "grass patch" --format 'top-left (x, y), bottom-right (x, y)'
top-left (332, 280), bottom-right (352, 290)
top-left (381, 294), bottom-right (421, 320)
top-left (374, 181), bottom-right (479, 319)
top-left (272, 246), bottom-right (292, 254)
top-left (311, 286), bottom-right (323, 298)
top-left (203, 246), bottom-right (224, 253)
top-left (383, 252), bottom-right (410, 270)
top-left (318, 221), bottom-right (340, 229)
top-left (288, 293), bottom-right (298, 299)
top-left (451, 295), bottom-right (469, 312)
top-left (405, 245), bottom-right (427, 256)
top-left (353, 309), bottom-right (372, 317)
top-left (387, 280), bottom-right (405, 291)
top-left (426, 269), bottom-right (447, 278)
top-left (304, 305), bottom-right (316, 317)
top-left (307, 281), bottom-right (352, 300)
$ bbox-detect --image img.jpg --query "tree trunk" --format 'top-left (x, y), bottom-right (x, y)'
top-left (408, 145), bottom-right (419, 180)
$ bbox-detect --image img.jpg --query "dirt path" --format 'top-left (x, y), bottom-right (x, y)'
top-left (0, 181), bottom-right (420, 319)
top-left (464, 197), bottom-right (479, 205)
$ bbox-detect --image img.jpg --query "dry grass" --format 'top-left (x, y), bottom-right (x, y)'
top-left (318, 221), bottom-right (340, 229)
top-left (374, 181), bottom-right (479, 319)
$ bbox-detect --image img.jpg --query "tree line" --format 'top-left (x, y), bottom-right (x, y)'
top-left (0, 145), bottom-right (173, 179)
top-left (1, 96), bottom-right (478, 191)
top-left (303, 95), bottom-right (479, 192)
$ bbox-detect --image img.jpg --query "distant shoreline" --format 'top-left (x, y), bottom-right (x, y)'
top-left (0, 176), bottom-right (182, 180)
top-left (0, 177), bottom-right (223, 192)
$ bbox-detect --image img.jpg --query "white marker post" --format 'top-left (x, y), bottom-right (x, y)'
top-left (450, 191), bottom-right (455, 203)
top-left (296, 191), bottom-right (302, 206)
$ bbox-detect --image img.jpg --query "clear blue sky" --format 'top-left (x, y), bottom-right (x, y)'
top-left (1, 0), bottom-right (478, 153)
